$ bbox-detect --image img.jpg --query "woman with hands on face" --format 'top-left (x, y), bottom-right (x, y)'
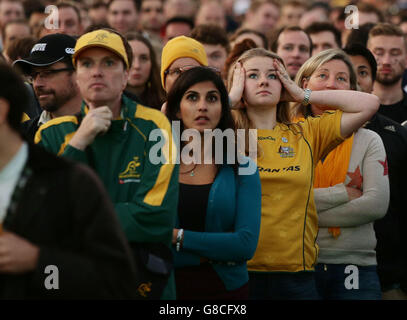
top-left (227, 48), bottom-right (380, 300)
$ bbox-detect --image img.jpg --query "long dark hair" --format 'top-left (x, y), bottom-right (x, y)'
top-left (0, 62), bottom-right (29, 136)
top-left (126, 32), bottom-right (165, 110)
top-left (166, 66), bottom-right (238, 168)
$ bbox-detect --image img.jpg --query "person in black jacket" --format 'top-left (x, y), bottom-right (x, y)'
top-left (368, 23), bottom-right (407, 124)
top-left (345, 44), bottom-right (407, 300)
top-left (0, 63), bottom-right (137, 299)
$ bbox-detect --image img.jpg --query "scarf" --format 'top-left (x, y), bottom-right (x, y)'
top-left (314, 134), bottom-right (354, 238)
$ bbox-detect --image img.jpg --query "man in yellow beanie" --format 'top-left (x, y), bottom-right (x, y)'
top-left (35, 28), bottom-right (179, 300)
top-left (160, 36), bottom-right (208, 112)
top-left (161, 35), bottom-right (208, 93)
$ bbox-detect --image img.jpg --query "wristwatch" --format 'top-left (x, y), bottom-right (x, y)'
top-left (302, 88), bottom-right (312, 106)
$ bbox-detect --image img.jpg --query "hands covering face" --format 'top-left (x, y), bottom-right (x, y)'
top-left (228, 58), bottom-right (306, 109)
top-left (273, 59), bottom-right (305, 103)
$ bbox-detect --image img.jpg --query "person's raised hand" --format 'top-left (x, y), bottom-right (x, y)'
top-left (274, 59), bottom-right (305, 103)
top-left (69, 106), bottom-right (113, 150)
top-left (228, 62), bottom-right (246, 109)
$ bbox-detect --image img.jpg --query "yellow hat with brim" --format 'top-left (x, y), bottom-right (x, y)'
top-left (72, 29), bottom-right (129, 69)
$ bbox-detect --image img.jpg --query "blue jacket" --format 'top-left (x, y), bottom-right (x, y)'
top-left (173, 158), bottom-right (262, 291)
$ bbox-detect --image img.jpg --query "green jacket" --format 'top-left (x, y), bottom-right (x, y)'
top-left (35, 95), bottom-right (179, 299)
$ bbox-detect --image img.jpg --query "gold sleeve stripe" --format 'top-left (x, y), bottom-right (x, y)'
top-left (57, 132), bottom-right (76, 156)
top-left (135, 105), bottom-right (177, 206)
top-left (34, 116), bottom-right (78, 144)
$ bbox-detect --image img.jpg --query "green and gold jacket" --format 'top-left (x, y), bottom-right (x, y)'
top-left (35, 95), bottom-right (179, 299)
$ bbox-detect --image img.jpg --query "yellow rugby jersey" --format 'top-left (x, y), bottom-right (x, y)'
top-left (248, 110), bottom-right (344, 273)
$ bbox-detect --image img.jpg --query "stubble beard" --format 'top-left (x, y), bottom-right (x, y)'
top-left (35, 90), bottom-right (58, 113)
top-left (375, 72), bottom-right (403, 86)
top-left (376, 60), bottom-right (405, 86)
top-left (37, 78), bottom-right (77, 113)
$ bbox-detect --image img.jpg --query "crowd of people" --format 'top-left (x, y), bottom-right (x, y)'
top-left (0, 0), bottom-right (406, 300)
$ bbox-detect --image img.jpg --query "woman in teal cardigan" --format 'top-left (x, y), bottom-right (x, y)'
top-left (165, 66), bottom-right (262, 299)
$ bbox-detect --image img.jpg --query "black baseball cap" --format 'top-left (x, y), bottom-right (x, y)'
top-left (13, 33), bottom-right (77, 74)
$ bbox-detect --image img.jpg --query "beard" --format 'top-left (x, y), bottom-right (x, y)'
top-left (34, 79), bottom-right (77, 112)
top-left (376, 61), bottom-right (405, 86)
top-left (35, 89), bottom-right (58, 112)
top-left (376, 71), bottom-right (403, 86)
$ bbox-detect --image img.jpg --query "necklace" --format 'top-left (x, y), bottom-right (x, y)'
top-left (180, 164), bottom-right (197, 177)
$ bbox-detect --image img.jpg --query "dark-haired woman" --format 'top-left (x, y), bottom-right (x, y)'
top-left (165, 66), bottom-right (261, 300)
top-left (126, 32), bottom-right (165, 110)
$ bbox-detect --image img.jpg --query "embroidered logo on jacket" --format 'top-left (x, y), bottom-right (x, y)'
top-left (138, 282), bottom-right (152, 297)
top-left (277, 145), bottom-right (295, 158)
top-left (384, 125), bottom-right (396, 132)
top-left (258, 135), bottom-right (276, 141)
top-left (119, 156), bottom-right (141, 183)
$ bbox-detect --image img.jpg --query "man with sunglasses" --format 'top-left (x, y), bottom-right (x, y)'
top-left (14, 33), bottom-right (82, 142)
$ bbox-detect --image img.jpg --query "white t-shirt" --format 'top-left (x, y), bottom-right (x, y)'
top-left (0, 142), bottom-right (28, 223)
top-left (38, 111), bottom-right (52, 127)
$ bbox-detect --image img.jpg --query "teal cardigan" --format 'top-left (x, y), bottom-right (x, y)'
top-left (173, 157), bottom-right (262, 291)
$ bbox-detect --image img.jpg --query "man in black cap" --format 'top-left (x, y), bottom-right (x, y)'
top-left (14, 33), bottom-right (82, 142)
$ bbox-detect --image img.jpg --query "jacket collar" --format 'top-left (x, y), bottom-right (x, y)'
top-left (80, 94), bottom-right (138, 120)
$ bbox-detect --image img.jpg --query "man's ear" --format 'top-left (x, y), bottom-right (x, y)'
top-left (0, 98), bottom-right (10, 125)
top-left (122, 69), bottom-right (130, 90)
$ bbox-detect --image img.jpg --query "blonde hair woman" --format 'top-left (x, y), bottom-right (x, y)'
top-left (292, 49), bottom-right (357, 119)
top-left (227, 48), bottom-right (380, 299)
top-left (293, 49), bottom-right (389, 300)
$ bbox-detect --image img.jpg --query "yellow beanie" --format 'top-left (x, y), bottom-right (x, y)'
top-left (160, 36), bottom-right (208, 88)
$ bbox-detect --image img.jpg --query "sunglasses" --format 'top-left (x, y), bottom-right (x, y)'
top-left (29, 68), bottom-right (74, 81)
